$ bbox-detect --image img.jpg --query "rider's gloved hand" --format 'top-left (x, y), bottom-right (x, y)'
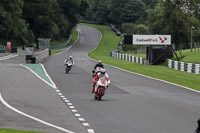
top-left (106, 85), bottom-right (109, 89)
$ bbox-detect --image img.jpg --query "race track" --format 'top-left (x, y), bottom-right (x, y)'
top-left (43, 25), bottom-right (200, 133)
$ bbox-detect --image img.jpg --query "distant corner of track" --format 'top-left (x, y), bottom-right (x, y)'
top-left (84, 25), bottom-right (200, 94)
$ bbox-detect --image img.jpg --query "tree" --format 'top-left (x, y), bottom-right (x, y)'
top-left (0, 0), bottom-right (34, 45)
top-left (109, 0), bottom-right (146, 26)
top-left (121, 23), bottom-right (137, 34)
top-left (23, 0), bottom-right (59, 39)
top-left (142, 0), bottom-right (158, 9)
top-left (147, 0), bottom-right (193, 50)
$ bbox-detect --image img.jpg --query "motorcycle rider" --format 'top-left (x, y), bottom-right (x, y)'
top-left (94, 60), bottom-right (104, 69)
top-left (91, 68), bottom-right (110, 93)
top-left (64, 55), bottom-right (74, 65)
top-left (92, 60), bottom-right (104, 77)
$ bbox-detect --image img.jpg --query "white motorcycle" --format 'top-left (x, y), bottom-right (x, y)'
top-left (65, 63), bottom-right (73, 73)
top-left (94, 76), bottom-right (109, 101)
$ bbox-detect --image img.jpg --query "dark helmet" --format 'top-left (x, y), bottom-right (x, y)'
top-left (101, 69), bottom-right (106, 74)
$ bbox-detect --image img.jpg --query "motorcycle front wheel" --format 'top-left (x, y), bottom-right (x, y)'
top-left (98, 89), bottom-right (103, 101)
top-left (65, 67), bottom-right (69, 73)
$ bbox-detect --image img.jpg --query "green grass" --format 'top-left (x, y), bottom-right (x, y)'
top-left (124, 51), bottom-right (146, 58)
top-left (0, 129), bottom-right (42, 133)
top-left (81, 23), bottom-right (200, 91)
top-left (175, 49), bottom-right (200, 64)
top-left (51, 28), bottom-right (78, 55)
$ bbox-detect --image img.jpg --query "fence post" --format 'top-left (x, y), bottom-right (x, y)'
top-left (187, 63), bottom-right (192, 73)
top-left (174, 61), bottom-right (178, 70)
top-left (180, 62), bottom-right (184, 71)
top-left (195, 64), bottom-right (200, 74)
top-left (168, 59), bottom-right (172, 68)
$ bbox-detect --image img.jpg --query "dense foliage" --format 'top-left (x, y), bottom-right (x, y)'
top-left (0, 0), bottom-right (88, 46)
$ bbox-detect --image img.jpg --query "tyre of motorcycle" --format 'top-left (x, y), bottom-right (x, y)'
top-left (65, 66), bottom-right (70, 73)
top-left (98, 89), bottom-right (104, 101)
top-left (94, 95), bottom-right (98, 100)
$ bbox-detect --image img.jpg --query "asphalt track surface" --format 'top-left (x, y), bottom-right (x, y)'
top-left (0, 54), bottom-right (87, 132)
top-left (44, 25), bottom-right (200, 133)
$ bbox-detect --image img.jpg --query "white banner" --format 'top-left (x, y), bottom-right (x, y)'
top-left (133, 35), bottom-right (171, 45)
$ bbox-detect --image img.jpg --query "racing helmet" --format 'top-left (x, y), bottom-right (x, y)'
top-left (101, 69), bottom-right (106, 74)
top-left (98, 60), bottom-right (102, 64)
top-left (69, 56), bottom-right (72, 59)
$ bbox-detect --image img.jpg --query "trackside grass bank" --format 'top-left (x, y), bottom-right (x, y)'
top-left (175, 49), bottom-right (200, 64)
top-left (81, 23), bottom-right (200, 91)
top-left (0, 128), bottom-right (42, 133)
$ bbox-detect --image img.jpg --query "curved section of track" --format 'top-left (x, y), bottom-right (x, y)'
top-left (44, 25), bottom-right (200, 133)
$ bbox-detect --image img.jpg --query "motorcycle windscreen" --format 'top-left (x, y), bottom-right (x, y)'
top-left (100, 77), bottom-right (106, 83)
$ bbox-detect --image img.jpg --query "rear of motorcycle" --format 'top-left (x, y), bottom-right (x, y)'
top-left (95, 86), bottom-right (105, 101)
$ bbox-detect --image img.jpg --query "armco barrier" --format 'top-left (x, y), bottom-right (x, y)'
top-left (33, 48), bottom-right (49, 63)
top-left (49, 36), bottom-right (71, 50)
top-left (111, 51), bottom-right (145, 65)
top-left (167, 59), bottom-right (200, 74)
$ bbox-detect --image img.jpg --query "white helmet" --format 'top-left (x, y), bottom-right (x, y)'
top-left (69, 56), bottom-right (72, 59)
top-left (98, 60), bottom-right (102, 64)
top-left (101, 69), bottom-right (106, 74)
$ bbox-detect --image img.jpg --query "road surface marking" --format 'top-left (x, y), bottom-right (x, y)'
top-left (78, 118), bottom-right (85, 121)
top-left (67, 103), bottom-right (73, 106)
top-left (75, 114), bottom-right (81, 117)
top-left (65, 100), bottom-right (70, 103)
top-left (69, 106), bottom-right (75, 109)
top-left (58, 93), bottom-right (63, 96)
top-left (72, 110), bottom-right (77, 112)
top-left (0, 93), bottom-right (75, 133)
top-left (83, 123), bottom-right (89, 126)
top-left (87, 129), bottom-right (95, 133)
top-left (0, 54), bottom-right (18, 61)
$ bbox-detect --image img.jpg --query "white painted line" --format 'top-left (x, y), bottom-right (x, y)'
top-left (78, 118), bottom-right (85, 121)
top-left (83, 123), bottom-right (89, 126)
top-left (65, 100), bottom-right (70, 103)
top-left (41, 64), bottom-right (57, 89)
top-left (56, 90), bottom-right (60, 92)
top-left (74, 114), bottom-right (81, 117)
top-left (63, 98), bottom-right (67, 100)
top-left (60, 96), bottom-right (65, 98)
top-left (0, 93), bottom-right (74, 133)
top-left (20, 64), bottom-right (57, 89)
top-left (69, 106), bottom-right (75, 109)
top-left (0, 54), bottom-right (18, 61)
top-left (72, 110), bottom-right (77, 113)
top-left (87, 129), bottom-right (95, 133)
top-left (58, 93), bottom-right (63, 96)
top-left (67, 103), bottom-right (72, 105)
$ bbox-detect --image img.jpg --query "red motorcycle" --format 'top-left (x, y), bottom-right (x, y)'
top-left (94, 76), bottom-right (109, 101)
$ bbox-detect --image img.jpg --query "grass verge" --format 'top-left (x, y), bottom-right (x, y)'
top-left (0, 128), bottom-right (42, 133)
top-left (175, 49), bottom-right (200, 64)
top-left (81, 23), bottom-right (200, 91)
